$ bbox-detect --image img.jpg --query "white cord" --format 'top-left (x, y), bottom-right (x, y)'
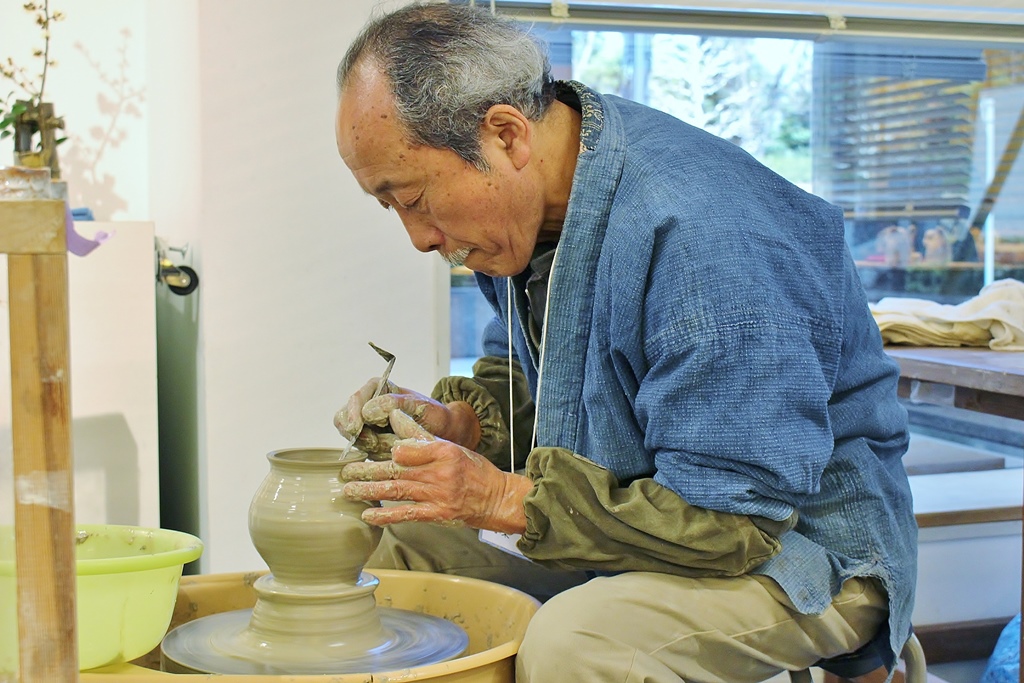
top-left (506, 278), bottom-right (516, 474)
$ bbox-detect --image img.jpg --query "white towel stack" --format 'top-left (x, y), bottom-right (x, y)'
top-left (869, 278), bottom-right (1024, 350)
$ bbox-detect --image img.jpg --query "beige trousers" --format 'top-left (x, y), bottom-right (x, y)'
top-left (367, 523), bottom-right (888, 683)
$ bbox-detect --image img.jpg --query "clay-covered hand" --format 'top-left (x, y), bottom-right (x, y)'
top-left (341, 410), bottom-right (531, 533)
top-left (334, 378), bottom-right (481, 460)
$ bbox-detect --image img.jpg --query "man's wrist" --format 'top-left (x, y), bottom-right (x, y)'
top-left (489, 472), bottom-right (532, 535)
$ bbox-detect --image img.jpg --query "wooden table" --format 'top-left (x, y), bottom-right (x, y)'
top-left (1, 199), bottom-right (78, 682)
top-left (884, 345), bottom-right (1024, 682)
top-left (886, 347), bottom-right (1024, 420)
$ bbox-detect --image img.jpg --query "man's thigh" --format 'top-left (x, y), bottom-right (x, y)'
top-left (517, 572), bottom-right (888, 683)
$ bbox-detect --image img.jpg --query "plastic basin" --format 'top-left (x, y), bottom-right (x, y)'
top-left (0, 523), bottom-right (203, 672)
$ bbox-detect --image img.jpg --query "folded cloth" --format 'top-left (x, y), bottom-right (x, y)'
top-left (869, 278), bottom-right (1024, 350)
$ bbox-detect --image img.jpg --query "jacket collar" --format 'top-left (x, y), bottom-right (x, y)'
top-left (535, 82), bottom-right (628, 450)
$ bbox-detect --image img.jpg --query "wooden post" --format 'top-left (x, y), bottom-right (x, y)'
top-left (1, 199), bottom-right (78, 682)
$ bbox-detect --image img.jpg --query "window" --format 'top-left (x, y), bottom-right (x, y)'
top-left (451, 4), bottom-right (1024, 376)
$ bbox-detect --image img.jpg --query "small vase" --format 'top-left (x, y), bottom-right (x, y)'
top-left (248, 447), bottom-right (382, 588)
top-left (244, 447), bottom-right (388, 654)
top-left (160, 446), bottom-right (470, 674)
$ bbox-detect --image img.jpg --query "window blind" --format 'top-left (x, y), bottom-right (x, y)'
top-left (812, 43), bottom-right (985, 219)
top-left (470, 1), bottom-right (1024, 44)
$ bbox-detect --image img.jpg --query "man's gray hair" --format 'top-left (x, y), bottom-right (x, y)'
top-left (337, 2), bottom-right (556, 169)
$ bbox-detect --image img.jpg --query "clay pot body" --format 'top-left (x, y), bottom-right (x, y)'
top-left (245, 448), bottom-right (387, 654)
top-left (248, 447), bottom-right (381, 587)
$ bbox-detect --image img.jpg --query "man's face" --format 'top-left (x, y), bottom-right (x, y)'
top-left (336, 65), bottom-right (545, 277)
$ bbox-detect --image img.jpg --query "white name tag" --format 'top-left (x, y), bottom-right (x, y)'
top-left (479, 529), bottom-right (527, 559)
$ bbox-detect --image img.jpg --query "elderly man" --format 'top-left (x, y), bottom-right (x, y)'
top-left (333, 3), bottom-right (917, 682)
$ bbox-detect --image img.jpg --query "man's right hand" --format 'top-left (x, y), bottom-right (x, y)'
top-left (341, 410), bottom-right (530, 533)
top-left (334, 378), bottom-right (482, 459)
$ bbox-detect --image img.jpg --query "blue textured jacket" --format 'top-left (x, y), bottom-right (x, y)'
top-left (476, 82), bottom-right (917, 665)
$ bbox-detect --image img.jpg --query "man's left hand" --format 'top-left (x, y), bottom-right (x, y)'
top-left (341, 410), bottom-right (530, 534)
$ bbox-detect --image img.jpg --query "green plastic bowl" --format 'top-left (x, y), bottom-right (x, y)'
top-left (0, 523), bottom-right (203, 671)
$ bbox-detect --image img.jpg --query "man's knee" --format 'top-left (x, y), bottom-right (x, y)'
top-left (516, 585), bottom-right (609, 677)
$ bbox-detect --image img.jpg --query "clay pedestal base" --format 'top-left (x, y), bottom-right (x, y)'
top-left (160, 572), bottom-right (468, 675)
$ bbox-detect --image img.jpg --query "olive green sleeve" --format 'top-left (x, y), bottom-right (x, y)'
top-left (516, 447), bottom-right (798, 576)
top-left (431, 355), bottom-right (535, 470)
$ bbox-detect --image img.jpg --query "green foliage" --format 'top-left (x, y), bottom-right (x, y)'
top-left (570, 30), bottom-right (814, 181)
top-left (1, 1), bottom-right (64, 149)
top-left (761, 149), bottom-right (812, 188)
top-left (0, 95), bottom-right (27, 140)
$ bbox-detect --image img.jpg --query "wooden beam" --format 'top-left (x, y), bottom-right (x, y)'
top-left (887, 348), bottom-right (1024, 399)
top-left (916, 505), bottom-right (1021, 528)
top-left (914, 617), bottom-right (1012, 664)
top-left (7, 248), bottom-right (78, 678)
top-left (0, 200), bottom-right (65, 255)
top-left (899, 378), bottom-right (1024, 422)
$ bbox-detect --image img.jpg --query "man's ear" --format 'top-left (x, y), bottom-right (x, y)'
top-left (481, 104), bottom-right (531, 170)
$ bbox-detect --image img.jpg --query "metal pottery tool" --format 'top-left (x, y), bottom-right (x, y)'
top-left (340, 342), bottom-right (396, 459)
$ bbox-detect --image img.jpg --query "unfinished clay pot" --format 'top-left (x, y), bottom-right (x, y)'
top-left (248, 447), bottom-right (382, 587)
top-left (160, 447), bottom-right (468, 675)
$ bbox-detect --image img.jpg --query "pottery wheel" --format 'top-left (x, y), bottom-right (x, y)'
top-left (160, 606), bottom-right (469, 675)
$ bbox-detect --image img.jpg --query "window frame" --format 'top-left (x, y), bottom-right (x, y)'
top-left (465, 1), bottom-right (1024, 47)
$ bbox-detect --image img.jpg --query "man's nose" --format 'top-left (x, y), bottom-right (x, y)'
top-left (402, 215), bottom-right (443, 254)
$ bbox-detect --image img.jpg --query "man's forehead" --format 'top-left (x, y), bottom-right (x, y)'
top-left (337, 87), bottom-right (404, 162)
top-left (338, 65), bottom-right (395, 128)
top-left (340, 60), bottom-right (391, 112)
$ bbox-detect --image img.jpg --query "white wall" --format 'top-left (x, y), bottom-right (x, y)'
top-left (0, 222), bottom-right (160, 529)
top-left (1, 0), bottom-right (450, 574)
top-left (144, 0), bottom-right (451, 573)
top-left (0, 1), bottom-right (150, 220)
top-left (184, 0), bottom-right (450, 573)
